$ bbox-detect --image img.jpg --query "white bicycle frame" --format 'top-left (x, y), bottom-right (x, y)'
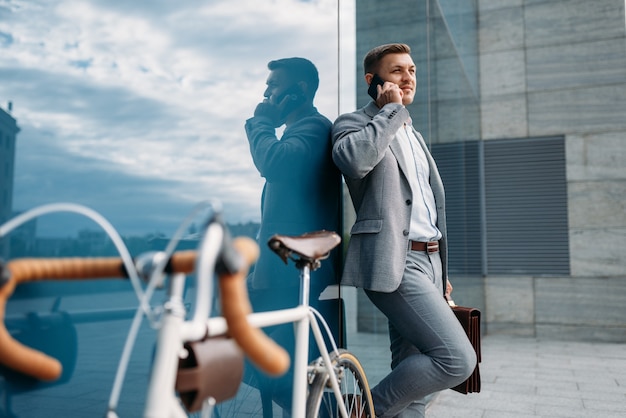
top-left (105, 218), bottom-right (232, 418)
top-left (142, 248), bottom-right (349, 417)
top-left (0, 203), bottom-right (348, 418)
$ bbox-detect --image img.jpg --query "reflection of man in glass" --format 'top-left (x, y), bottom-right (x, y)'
top-left (245, 57), bottom-right (341, 412)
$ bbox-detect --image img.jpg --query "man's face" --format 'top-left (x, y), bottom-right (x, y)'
top-left (376, 53), bottom-right (416, 105)
top-left (263, 68), bottom-right (292, 105)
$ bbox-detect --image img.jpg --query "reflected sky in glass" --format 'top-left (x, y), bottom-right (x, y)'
top-left (0, 2), bottom-right (354, 415)
top-left (0, 0), bottom-right (355, 236)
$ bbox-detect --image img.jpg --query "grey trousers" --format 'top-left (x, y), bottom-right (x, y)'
top-left (365, 249), bottom-right (476, 417)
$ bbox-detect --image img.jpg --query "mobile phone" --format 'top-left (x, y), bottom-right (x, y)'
top-left (278, 85), bottom-right (306, 105)
top-left (367, 74), bottom-right (385, 100)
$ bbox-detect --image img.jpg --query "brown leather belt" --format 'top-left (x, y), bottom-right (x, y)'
top-left (409, 240), bottom-right (439, 253)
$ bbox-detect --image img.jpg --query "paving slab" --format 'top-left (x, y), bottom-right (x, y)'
top-left (426, 334), bottom-right (626, 417)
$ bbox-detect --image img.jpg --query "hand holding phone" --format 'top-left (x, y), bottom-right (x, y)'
top-left (254, 84), bottom-right (306, 127)
top-left (367, 74), bottom-right (385, 100)
top-left (277, 85), bottom-right (306, 107)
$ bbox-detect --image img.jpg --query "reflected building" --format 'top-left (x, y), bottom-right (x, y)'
top-left (355, 0), bottom-right (626, 342)
top-left (0, 104), bottom-right (19, 259)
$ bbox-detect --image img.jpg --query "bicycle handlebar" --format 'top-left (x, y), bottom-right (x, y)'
top-left (0, 238), bottom-right (290, 381)
top-left (0, 252), bottom-right (193, 381)
top-left (219, 237), bottom-right (290, 376)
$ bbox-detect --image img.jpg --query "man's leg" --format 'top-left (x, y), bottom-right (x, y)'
top-left (365, 250), bottom-right (476, 418)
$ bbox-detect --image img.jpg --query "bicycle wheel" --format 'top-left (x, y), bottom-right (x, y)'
top-left (306, 349), bottom-right (375, 418)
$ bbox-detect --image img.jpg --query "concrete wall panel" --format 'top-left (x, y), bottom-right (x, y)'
top-left (527, 38), bottom-right (626, 92)
top-left (528, 84), bottom-right (626, 136)
top-left (479, 5), bottom-right (524, 52)
top-left (535, 276), bottom-right (626, 341)
top-left (480, 49), bottom-right (526, 97)
top-left (570, 227), bottom-right (626, 277)
top-left (524, 0), bottom-right (625, 47)
top-left (480, 93), bottom-right (528, 139)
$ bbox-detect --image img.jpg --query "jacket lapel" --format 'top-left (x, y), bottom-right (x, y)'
top-left (390, 132), bottom-right (410, 179)
top-left (363, 102), bottom-right (411, 179)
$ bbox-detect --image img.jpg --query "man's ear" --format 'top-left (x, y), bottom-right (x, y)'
top-left (296, 81), bottom-right (307, 94)
top-left (364, 73), bottom-right (374, 85)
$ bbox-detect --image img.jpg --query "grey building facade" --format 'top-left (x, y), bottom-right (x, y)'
top-left (0, 104), bottom-right (19, 259)
top-left (354, 0), bottom-right (626, 342)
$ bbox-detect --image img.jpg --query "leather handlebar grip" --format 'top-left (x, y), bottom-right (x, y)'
top-left (219, 237), bottom-right (291, 376)
top-left (0, 240), bottom-right (290, 381)
top-left (0, 257), bottom-right (127, 381)
top-left (168, 250), bottom-right (197, 274)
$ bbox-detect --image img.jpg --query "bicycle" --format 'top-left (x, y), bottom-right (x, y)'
top-left (0, 202), bottom-right (375, 417)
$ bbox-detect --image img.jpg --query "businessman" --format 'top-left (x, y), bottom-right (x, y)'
top-left (332, 43), bottom-right (476, 417)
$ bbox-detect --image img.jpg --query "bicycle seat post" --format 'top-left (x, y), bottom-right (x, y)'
top-left (298, 261), bottom-right (312, 309)
top-left (292, 260), bottom-right (313, 416)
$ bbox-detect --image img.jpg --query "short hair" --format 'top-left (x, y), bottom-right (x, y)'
top-left (363, 43), bottom-right (411, 74)
top-left (267, 57), bottom-right (320, 95)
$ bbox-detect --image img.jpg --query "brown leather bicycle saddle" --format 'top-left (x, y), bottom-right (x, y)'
top-left (268, 230), bottom-right (341, 265)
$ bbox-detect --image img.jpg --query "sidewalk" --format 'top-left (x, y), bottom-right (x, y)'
top-left (426, 334), bottom-right (626, 418)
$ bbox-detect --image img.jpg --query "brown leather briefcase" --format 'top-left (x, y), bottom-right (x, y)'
top-left (449, 303), bottom-right (482, 394)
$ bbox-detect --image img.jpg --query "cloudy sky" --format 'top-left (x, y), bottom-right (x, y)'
top-left (0, 0), bottom-right (355, 236)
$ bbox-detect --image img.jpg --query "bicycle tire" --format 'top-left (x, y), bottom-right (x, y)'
top-left (306, 349), bottom-right (375, 418)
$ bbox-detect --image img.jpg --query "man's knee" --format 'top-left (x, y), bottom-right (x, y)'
top-left (450, 339), bottom-right (477, 384)
top-left (435, 338), bottom-right (477, 385)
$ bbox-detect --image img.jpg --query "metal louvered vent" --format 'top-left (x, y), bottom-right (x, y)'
top-left (484, 136), bottom-right (569, 275)
top-left (433, 136), bottom-right (569, 276)
top-left (432, 141), bottom-right (483, 275)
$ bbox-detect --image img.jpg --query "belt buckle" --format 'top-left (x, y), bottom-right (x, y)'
top-left (427, 241), bottom-right (438, 253)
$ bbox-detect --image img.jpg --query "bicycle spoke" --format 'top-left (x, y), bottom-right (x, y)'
top-left (306, 350), bottom-right (374, 418)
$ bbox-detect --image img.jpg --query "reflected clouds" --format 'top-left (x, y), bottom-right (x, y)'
top-left (0, 0), bottom-right (347, 235)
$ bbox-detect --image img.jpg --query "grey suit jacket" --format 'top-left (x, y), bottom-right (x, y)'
top-left (331, 102), bottom-right (448, 293)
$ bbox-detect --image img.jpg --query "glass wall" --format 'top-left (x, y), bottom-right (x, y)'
top-left (0, 0), bottom-right (490, 415)
top-left (354, 0), bottom-right (479, 145)
top-left (352, 0), bottom-right (481, 388)
top-left (0, 1), bottom-right (350, 416)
